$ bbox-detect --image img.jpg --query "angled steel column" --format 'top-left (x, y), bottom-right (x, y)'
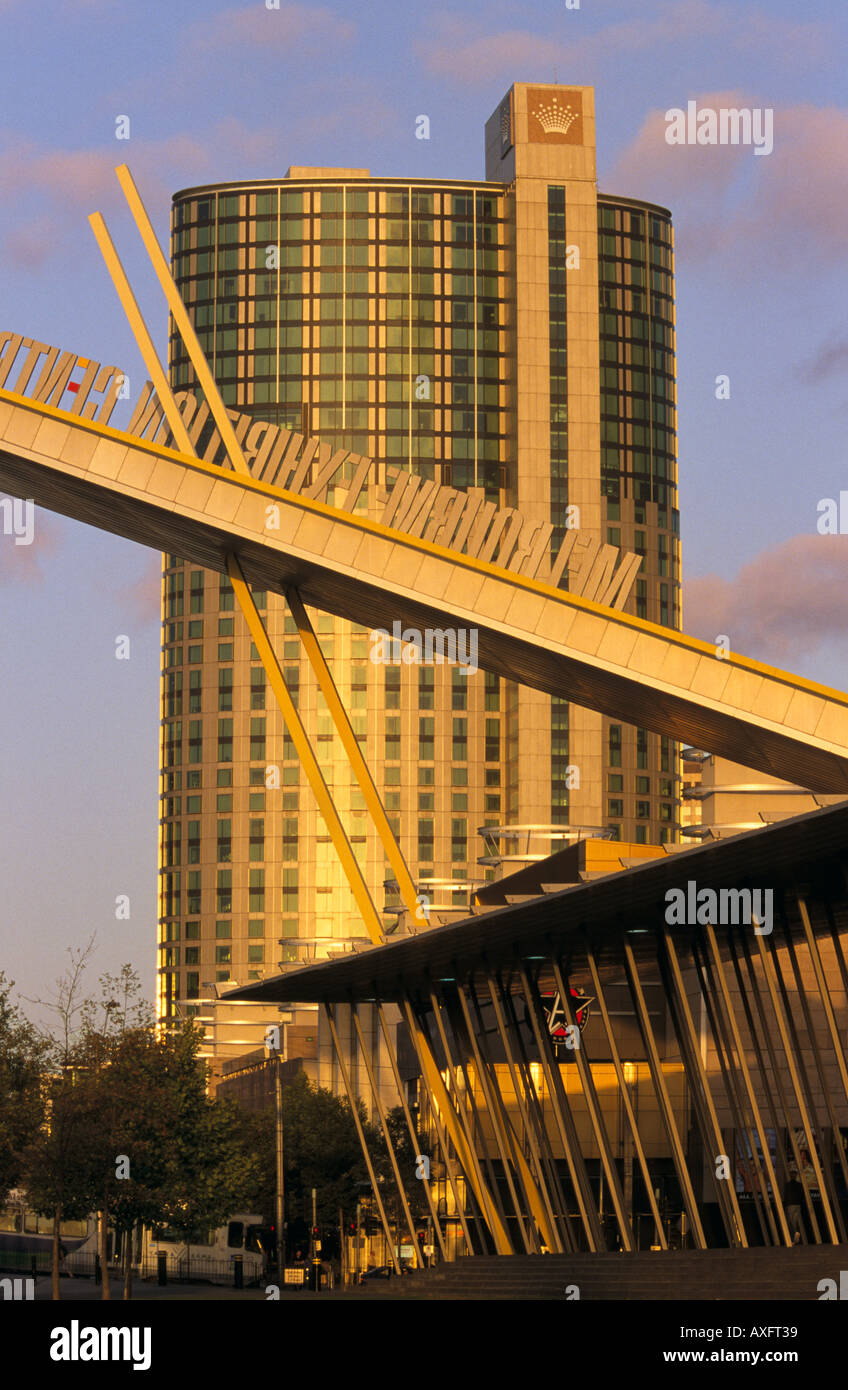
top-left (519, 965), bottom-right (605, 1251)
top-left (823, 898), bottom-right (848, 1012)
top-left (660, 932), bottom-right (747, 1247)
top-left (401, 998), bottom-right (476, 1257)
top-left (323, 1004), bottom-right (402, 1274)
top-left (427, 990), bottom-right (513, 1247)
top-left (777, 917), bottom-right (848, 1238)
top-left (351, 1006), bottom-right (426, 1266)
top-left (228, 557), bottom-right (384, 942)
top-left (402, 999), bottom-right (512, 1254)
top-left (768, 923), bottom-right (834, 1207)
top-left (458, 981), bottom-right (549, 1253)
top-left (91, 195), bottom-right (384, 945)
top-left (694, 934), bottom-right (774, 1242)
top-left (550, 957), bottom-right (634, 1251)
top-left (375, 1002), bottom-right (449, 1261)
top-left (798, 894), bottom-right (848, 1111)
top-left (729, 933), bottom-right (812, 1238)
top-left (753, 929), bottom-right (840, 1244)
top-left (692, 934), bottom-right (774, 1245)
top-left (703, 925), bottom-right (790, 1246)
top-left (622, 941), bottom-right (707, 1249)
top-left (585, 949), bottom-right (667, 1250)
top-left (498, 971), bottom-right (575, 1252)
top-left (286, 588), bottom-right (421, 921)
top-left (451, 984), bottom-right (533, 1253)
top-left (485, 973), bottom-right (565, 1252)
top-left (109, 161), bottom-right (431, 937)
top-left (114, 163), bottom-right (252, 472)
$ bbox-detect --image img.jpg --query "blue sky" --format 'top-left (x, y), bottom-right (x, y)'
top-left (1, 0), bottom-right (846, 1023)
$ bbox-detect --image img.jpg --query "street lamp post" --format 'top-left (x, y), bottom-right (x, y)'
top-left (266, 1022), bottom-right (287, 1287)
top-left (275, 1053), bottom-right (285, 1286)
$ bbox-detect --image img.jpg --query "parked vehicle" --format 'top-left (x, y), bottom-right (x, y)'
top-left (358, 1262), bottom-right (412, 1283)
top-left (138, 1214), bottom-right (272, 1285)
top-left (0, 1195), bottom-right (91, 1272)
top-left (1, 1194), bottom-right (274, 1286)
top-left (359, 1264), bottom-right (394, 1282)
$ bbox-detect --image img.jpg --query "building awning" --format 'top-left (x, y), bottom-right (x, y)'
top-left (223, 799), bottom-right (848, 1005)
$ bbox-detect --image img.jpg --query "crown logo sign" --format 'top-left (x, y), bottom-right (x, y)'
top-left (533, 97), bottom-right (578, 136)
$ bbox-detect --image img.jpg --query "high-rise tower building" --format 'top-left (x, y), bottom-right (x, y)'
top-left (157, 84), bottom-right (680, 1064)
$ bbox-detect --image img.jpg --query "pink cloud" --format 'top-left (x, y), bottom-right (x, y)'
top-left (0, 131), bottom-right (215, 214)
top-left (605, 99), bottom-right (848, 268)
top-left (798, 337), bottom-right (848, 386)
top-left (0, 122), bottom-right (293, 269)
top-left (417, 3), bottom-right (829, 85)
top-left (0, 503), bottom-right (62, 586)
top-left (115, 552), bottom-right (162, 627)
top-left (416, 22), bottom-right (569, 85)
top-left (186, 3), bottom-right (355, 53)
top-left (684, 534), bottom-right (848, 666)
top-left (2, 215), bottom-right (59, 270)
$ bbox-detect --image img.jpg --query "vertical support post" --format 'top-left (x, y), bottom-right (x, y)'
top-left (275, 1055), bottom-right (285, 1285)
top-left (323, 1004), bottom-right (402, 1275)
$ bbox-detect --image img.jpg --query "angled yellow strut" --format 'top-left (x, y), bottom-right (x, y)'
top-left (106, 163), bottom-right (422, 925)
top-left (90, 189), bottom-right (384, 944)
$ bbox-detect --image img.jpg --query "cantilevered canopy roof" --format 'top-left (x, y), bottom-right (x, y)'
top-left (225, 799), bottom-right (848, 1005)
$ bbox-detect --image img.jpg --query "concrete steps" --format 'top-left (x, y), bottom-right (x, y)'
top-left (352, 1247), bottom-right (848, 1300)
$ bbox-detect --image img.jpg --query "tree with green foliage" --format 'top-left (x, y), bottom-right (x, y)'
top-left (23, 953), bottom-right (158, 1300)
top-left (238, 1071), bottom-right (382, 1232)
top-left (18, 954), bottom-right (266, 1300)
top-left (23, 1070), bottom-right (101, 1300)
top-left (384, 1106), bottom-right (431, 1219)
top-left (68, 1018), bottom-right (265, 1299)
top-left (0, 973), bottom-right (50, 1201)
top-left (151, 1041), bottom-right (265, 1280)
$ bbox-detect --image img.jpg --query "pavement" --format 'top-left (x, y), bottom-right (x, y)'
top-left (31, 1275), bottom-right (314, 1301)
